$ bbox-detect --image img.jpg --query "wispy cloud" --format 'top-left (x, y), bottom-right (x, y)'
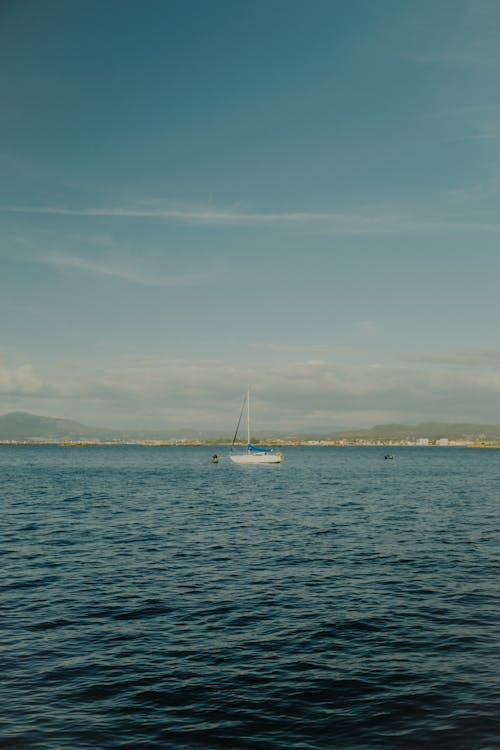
top-left (0, 364), bottom-right (43, 395)
top-left (404, 348), bottom-right (500, 367)
top-left (354, 320), bottom-right (383, 338)
top-left (452, 133), bottom-right (500, 140)
top-left (0, 203), bottom-right (402, 233)
top-left (415, 51), bottom-right (500, 67)
top-left (42, 253), bottom-right (219, 287)
top-left (251, 343), bottom-right (334, 353)
top-left (432, 104), bottom-right (500, 118)
top-left (0, 200), bottom-right (500, 238)
top-left (5, 201), bottom-right (500, 235)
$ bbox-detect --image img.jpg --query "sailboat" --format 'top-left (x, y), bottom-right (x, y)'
top-left (230, 389), bottom-right (283, 464)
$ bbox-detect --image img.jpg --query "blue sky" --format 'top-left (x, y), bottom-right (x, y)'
top-left (2, 0), bottom-right (500, 432)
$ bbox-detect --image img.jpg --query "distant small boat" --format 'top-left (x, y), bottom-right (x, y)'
top-left (384, 454), bottom-right (394, 460)
top-left (230, 389), bottom-right (282, 464)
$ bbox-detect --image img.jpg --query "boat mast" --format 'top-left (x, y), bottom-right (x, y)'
top-left (247, 387), bottom-right (250, 446)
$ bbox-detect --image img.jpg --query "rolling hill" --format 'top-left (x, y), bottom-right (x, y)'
top-left (1, 411), bottom-right (500, 442)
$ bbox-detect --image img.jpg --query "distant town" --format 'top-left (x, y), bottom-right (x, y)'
top-left (1, 436), bottom-right (499, 449)
top-left (1, 411), bottom-right (500, 448)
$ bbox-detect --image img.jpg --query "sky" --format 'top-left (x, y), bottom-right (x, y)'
top-left (2, 0), bottom-right (500, 433)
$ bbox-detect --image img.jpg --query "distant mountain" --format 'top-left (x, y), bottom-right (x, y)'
top-left (1, 411), bottom-right (500, 442)
top-left (329, 422), bottom-right (500, 441)
top-left (250, 422), bottom-right (500, 442)
top-left (0, 412), bottom-right (212, 441)
top-left (0, 412), bottom-right (120, 440)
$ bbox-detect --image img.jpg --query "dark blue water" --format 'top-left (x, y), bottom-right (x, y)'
top-left (2, 445), bottom-right (500, 749)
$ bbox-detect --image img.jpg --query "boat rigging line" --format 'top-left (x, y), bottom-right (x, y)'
top-left (231, 392), bottom-right (247, 450)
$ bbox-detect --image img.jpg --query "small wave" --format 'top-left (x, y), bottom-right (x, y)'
top-left (112, 604), bottom-right (172, 621)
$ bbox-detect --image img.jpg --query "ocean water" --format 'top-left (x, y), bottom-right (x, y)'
top-left (2, 445), bottom-right (500, 750)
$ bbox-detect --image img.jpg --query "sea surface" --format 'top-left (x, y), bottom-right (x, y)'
top-left (2, 445), bottom-right (500, 749)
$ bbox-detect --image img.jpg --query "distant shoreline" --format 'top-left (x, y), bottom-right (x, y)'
top-left (1, 439), bottom-right (499, 448)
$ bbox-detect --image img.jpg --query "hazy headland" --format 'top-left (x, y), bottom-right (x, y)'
top-left (2, 411), bottom-right (500, 447)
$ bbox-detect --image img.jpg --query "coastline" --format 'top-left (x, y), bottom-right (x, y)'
top-left (0, 439), bottom-right (491, 448)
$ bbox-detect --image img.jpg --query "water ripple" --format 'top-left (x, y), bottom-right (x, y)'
top-left (1, 445), bottom-right (500, 749)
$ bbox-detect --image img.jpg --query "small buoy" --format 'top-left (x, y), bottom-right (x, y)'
top-left (212, 453), bottom-right (218, 464)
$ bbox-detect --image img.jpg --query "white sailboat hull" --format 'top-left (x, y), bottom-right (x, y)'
top-left (230, 388), bottom-right (284, 465)
top-left (230, 452), bottom-right (282, 464)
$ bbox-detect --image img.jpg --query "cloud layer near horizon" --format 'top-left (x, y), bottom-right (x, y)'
top-left (1, 357), bottom-right (499, 431)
